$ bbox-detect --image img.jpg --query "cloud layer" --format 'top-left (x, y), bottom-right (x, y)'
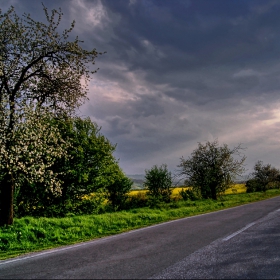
top-left (4, 0), bottom-right (280, 174)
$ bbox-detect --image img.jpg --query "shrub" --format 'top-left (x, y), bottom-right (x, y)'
top-left (246, 161), bottom-right (280, 193)
top-left (105, 176), bottom-right (133, 211)
top-left (144, 164), bottom-right (172, 203)
top-left (246, 178), bottom-right (262, 193)
top-left (179, 188), bottom-right (198, 201)
top-left (125, 192), bottom-right (148, 209)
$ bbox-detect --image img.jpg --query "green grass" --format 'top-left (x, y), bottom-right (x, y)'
top-left (1, 189), bottom-right (280, 260)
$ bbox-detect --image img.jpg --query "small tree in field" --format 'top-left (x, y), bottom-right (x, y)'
top-left (144, 164), bottom-right (172, 203)
top-left (246, 161), bottom-right (280, 192)
top-left (0, 5), bottom-right (103, 225)
top-left (178, 140), bottom-right (246, 200)
top-left (105, 171), bottom-right (133, 211)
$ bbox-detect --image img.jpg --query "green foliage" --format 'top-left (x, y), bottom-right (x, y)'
top-left (0, 108), bottom-right (69, 223)
top-left (246, 161), bottom-right (280, 193)
top-left (245, 178), bottom-right (262, 193)
top-left (104, 168), bottom-right (133, 211)
top-left (51, 116), bottom-right (118, 211)
top-left (179, 188), bottom-right (198, 201)
top-left (65, 190), bottom-right (107, 215)
top-left (125, 192), bottom-right (148, 209)
top-left (100, 162), bottom-right (133, 211)
top-left (178, 140), bottom-right (246, 200)
top-left (0, 4), bottom-right (103, 225)
top-left (144, 164), bottom-right (172, 203)
top-left (13, 117), bottom-right (121, 217)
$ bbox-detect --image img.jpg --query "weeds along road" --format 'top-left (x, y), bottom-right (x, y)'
top-left (0, 196), bottom-right (280, 279)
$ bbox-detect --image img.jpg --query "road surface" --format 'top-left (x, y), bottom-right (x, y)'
top-left (152, 206), bottom-right (280, 278)
top-left (0, 196), bottom-right (280, 279)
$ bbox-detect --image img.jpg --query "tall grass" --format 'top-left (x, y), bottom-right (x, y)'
top-left (1, 188), bottom-right (280, 260)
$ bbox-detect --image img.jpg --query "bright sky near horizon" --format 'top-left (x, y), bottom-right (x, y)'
top-left (2, 0), bottom-right (280, 175)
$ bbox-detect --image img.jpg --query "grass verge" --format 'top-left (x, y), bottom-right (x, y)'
top-left (1, 189), bottom-right (280, 260)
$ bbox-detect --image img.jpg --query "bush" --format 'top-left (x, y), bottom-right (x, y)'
top-left (147, 196), bottom-right (164, 209)
top-left (179, 188), bottom-right (198, 201)
top-left (246, 161), bottom-right (280, 193)
top-left (144, 164), bottom-right (172, 203)
top-left (125, 192), bottom-right (148, 209)
top-left (71, 195), bottom-right (106, 215)
top-left (14, 189), bottom-right (107, 218)
top-left (246, 178), bottom-right (262, 193)
top-left (105, 176), bottom-right (133, 211)
top-left (0, 237), bottom-right (10, 251)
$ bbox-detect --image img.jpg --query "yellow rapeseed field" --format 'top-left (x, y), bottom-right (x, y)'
top-left (82, 184), bottom-right (246, 201)
top-left (224, 184), bottom-right (246, 194)
top-left (129, 184), bottom-right (246, 199)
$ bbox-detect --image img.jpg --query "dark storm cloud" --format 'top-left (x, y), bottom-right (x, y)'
top-left (3, 0), bottom-right (280, 174)
top-left (100, 0), bottom-right (280, 69)
top-left (89, 0), bottom-right (280, 108)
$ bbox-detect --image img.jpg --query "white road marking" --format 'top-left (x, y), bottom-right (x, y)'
top-left (223, 222), bottom-right (256, 241)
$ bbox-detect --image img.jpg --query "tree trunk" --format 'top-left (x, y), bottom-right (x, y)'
top-left (210, 186), bottom-right (217, 200)
top-left (0, 173), bottom-right (14, 226)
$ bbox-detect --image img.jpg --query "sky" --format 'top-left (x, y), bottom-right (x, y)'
top-left (2, 0), bottom-right (280, 175)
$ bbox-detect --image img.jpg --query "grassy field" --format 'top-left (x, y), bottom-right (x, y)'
top-left (1, 187), bottom-right (279, 260)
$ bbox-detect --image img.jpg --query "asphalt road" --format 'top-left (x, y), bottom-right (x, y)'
top-left (0, 196), bottom-right (280, 279)
top-left (152, 207), bottom-right (280, 279)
